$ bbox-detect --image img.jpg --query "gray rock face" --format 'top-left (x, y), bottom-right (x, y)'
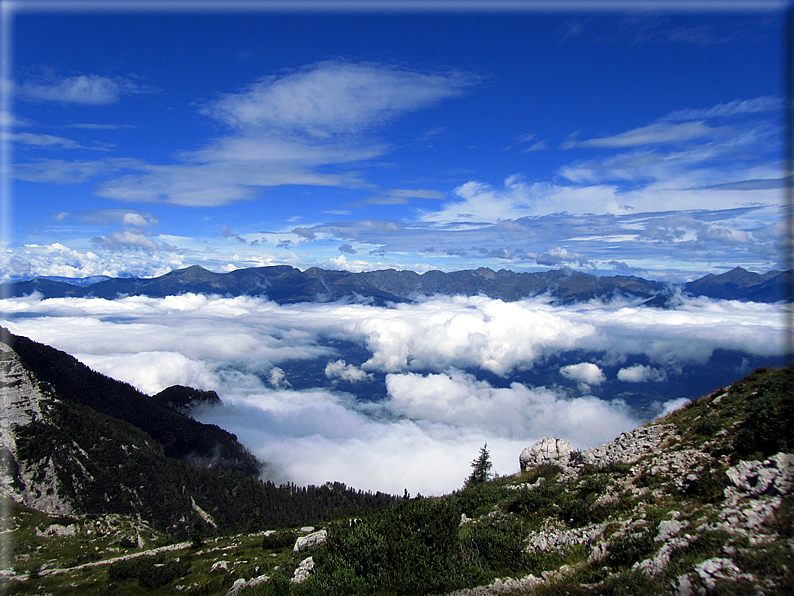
top-left (293, 529), bottom-right (327, 552)
top-left (291, 556), bottom-right (315, 584)
top-left (519, 438), bottom-right (572, 471)
top-left (573, 424), bottom-right (676, 468)
top-left (725, 452), bottom-right (794, 499)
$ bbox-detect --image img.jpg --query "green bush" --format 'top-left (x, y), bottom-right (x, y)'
top-left (559, 498), bottom-right (591, 528)
top-left (684, 469), bottom-right (727, 504)
top-left (606, 532), bottom-right (656, 569)
top-left (108, 553), bottom-right (190, 588)
top-left (667, 530), bottom-right (730, 575)
top-left (734, 366), bottom-right (794, 458)
top-left (693, 416), bottom-right (721, 437)
top-left (262, 531), bottom-right (297, 551)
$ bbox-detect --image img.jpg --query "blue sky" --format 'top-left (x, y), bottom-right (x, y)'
top-left (2, 1), bottom-right (789, 282)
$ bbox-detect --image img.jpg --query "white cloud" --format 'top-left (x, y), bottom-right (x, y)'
top-left (0, 242), bottom-right (185, 282)
top-left (268, 367), bottom-right (291, 389)
top-left (559, 362), bottom-right (606, 386)
top-left (325, 360), bottom-right (372, 383)
top-left (1, 292), bottom-right (785, 495)
top-left (617, 364), bottom-right (668, 383)
top-left (18, 74), bottom-right (155, 105)
top-left (661, 96), bottom-right (780, 122)
top-left (76, 351), bottom-right (218, 396)
top-left (3, 132), bottom-right (84, 150)
top-left (562, 121), bottom-right (725, 149)
top-left (659, 397), bottom-right (691, 416)
top-left (385, 369), bottom-right (629, 442)
top-left (20, 75), bottom-right (122, 105)
top-left (205, 61), bottom-right (477, 138)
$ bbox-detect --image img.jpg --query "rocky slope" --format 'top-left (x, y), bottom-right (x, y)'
top-left (443, 365), bottom-right (794, 596)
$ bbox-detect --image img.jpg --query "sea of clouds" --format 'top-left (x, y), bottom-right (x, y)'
top-left (1, 292), bottom-right (785, 495)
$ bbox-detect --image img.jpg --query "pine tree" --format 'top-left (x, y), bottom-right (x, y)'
top-left (466, 443), bottom-right (493, 487)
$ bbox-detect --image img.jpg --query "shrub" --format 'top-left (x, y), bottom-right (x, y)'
top-left (734, 366), bottom-right (794, 458)
top-left (667, 530), bottom-right (730, 575)
top-left (684, 468), bottom-right (727, 504)
top-left (107, 552), bottom-right (189, 587)
top-left (606, 532), bottom-right (655, 569)
top-left (693, 416), bottom-right (721, 437)
top-left (559, 498), bottom-right (590, 528)
top-left (262, 531), bottom-right (297, 551)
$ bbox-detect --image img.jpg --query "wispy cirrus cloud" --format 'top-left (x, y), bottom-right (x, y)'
top-left (80, 62), bottom-right (480, 208)
top-left (204, 61), bottom-right (478, 138)
top-left (4, 131), bottom-right (111, 151)
top-left (561, 121), bottom-right (728, 149)
top-left (17, 74), bottom-right (155, 105)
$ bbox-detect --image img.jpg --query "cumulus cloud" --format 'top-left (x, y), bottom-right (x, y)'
top-left (268, 367), bottom-right (291, 389)
top-left (659, 397), bottom-right (691, 416)
top-left (537, 247), bottom-right (589, 267)
top-left (325, 360), bottom-right (372, 383)
top-left (559, 362), bottom-right (606, 386)
top-left (385, 369), bottom-right (628, 442)
top-left (0, 243), bottom-right (184, 282)
top-left (1, 292), bottom-right (785, 494)
top-left (618, 364), bottom-right (668, 383)
top-left (90, 230), bottom-right (170, 252)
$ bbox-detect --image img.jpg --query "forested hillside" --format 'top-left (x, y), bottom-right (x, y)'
top-left (1, 329), bottom-right (398, 539)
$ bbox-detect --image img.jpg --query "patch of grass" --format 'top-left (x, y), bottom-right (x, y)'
top-left (683, 468), bottom-right (727, 504)
top-left (261, 531), bottom-right (296, 551)
top-left (605, 531), bottom-right (656, 569)
top-left (666, 529), bottom-right (731, 576)
top-left (733, 366), bottom-right (794, 458)
top-left (597, 569), bottom-right (665, 595)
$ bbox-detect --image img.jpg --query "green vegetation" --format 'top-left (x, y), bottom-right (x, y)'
top-left (465, 443), bottom-right (493, 487)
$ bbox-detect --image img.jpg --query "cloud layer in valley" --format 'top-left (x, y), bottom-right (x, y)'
top-left (1, 292), bottom-right (785, 495)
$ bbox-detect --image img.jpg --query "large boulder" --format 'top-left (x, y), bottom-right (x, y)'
top-left (294, 529), bottom-right (327, 552)
top-left (519, 438), bottom-right (572, 471)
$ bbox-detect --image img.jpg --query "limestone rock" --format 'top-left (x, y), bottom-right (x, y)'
top-left (226, 578), bottom-right (247, 596)
top-left (725, 452), bottom-right (794, 499)
top-left (655, 520), bottom-right (686, 542)
top-left (294, 529), bottom-right (327, 552)
top-left (694, 557), bottom-right (748, 589)
top-left (519, 438), bottom-right (572, 471)
top-left (291, 556), bottom-right (315, 584)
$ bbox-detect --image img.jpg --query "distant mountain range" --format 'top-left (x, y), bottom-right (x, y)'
top-left (2, 265), bottom-right (791, 305)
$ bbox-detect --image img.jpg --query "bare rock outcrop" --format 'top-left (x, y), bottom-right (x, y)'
top-left (293, 529), bottom-right (327, 552)
top-left (519, 437), bottom-right (572, 471)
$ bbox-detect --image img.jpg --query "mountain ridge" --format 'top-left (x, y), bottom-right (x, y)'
top-left (0, 328), bottom-right (399, 540)
top-left (2, 264), bottom-right (791, 305)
